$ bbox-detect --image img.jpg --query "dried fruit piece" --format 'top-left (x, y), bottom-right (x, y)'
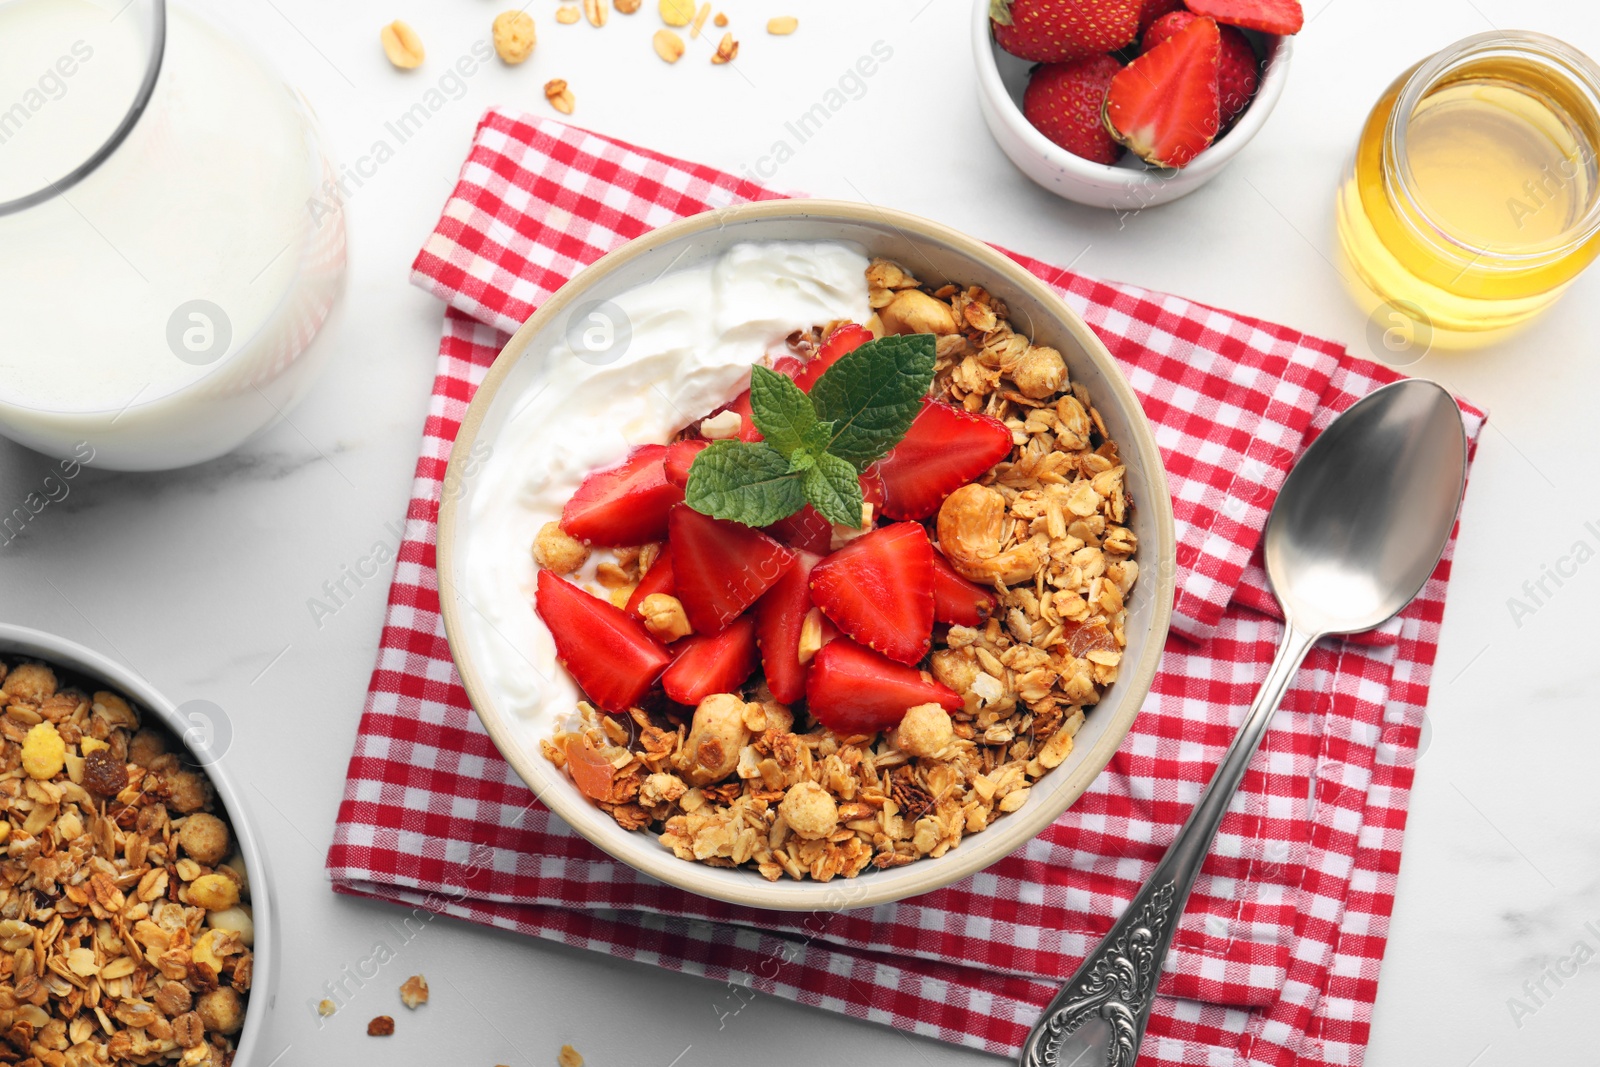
top-left (21, 721), bottom-right (65, 779)
top-left (659, 0), bottom-right (694, 26)
top-left (557, 6), bottom-right (581, 23)
top-left (1185, 0), bottom-right (1303, 34)
top-left (545, 77), bottom-right (576, 114)
top-left (653, 28), bottom-right (686, 62)
top-left (379, 20), bottom-right (425, 69)
top-left (1023, 54), bottom-right (1125, 165)
top-left (767, 15), bottom-right (798, 34)
top-left (990, 0), bottom-right (1140, 63)
top-left (367, 1015), bottom-right (395, 1036)
top-left (492, 11), bottom-right (536, 63)
top-left (584, 0), bottom-right (609, 27)
top-left (1103, 13), bottom-right (1221, 167)
top-left (711, 31), bottom-right (738, 63)
top-left (399, 974), bottom-right (429, 1009)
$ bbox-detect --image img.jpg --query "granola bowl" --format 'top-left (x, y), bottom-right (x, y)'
top-left (438, 199), bottom-right (1175, 911)
top-left (0, 623), bottom-right (276, 1066)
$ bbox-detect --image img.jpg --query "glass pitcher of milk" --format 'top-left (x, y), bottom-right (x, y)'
top-left (0, 0), bottom-right (346, 470)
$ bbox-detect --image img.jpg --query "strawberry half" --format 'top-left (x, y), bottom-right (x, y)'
top-left (1185, 0), bottom-right (1302, 34)
top-left (753, 549), bottom-right (822, 703)
top-left (792, 323), bottom-right (873, 392)
top-left (809, 522), bottom-right (935, 665)
top-left (663, 439), bottom-right (708, 489)
top-left (623, 544), bottom-right (676, 620)
top-left (991, 0), bottom-right (1141, 63)
top-left (1023, 55), bottom-right (1125, 166)
top-left (1137, 0), bottom-right (1184, 31)
top-left (668, 504), bottom-right (798, 634)
top-left (1144, 11), bottom-right (1260, 126)
top-left (1104, 13), bottom-right (1221, 168)
top-left (876, 400), bottom-right (1015, 521)
top-left (560, 444), bottom-right (683, 546)
top-left (930, 547), bottom-right (998, 627)
top-left (534, 570), bottom-right (672, 714)
top-left (806, 638), bottom-right (962, 734)
top-left (661, 614), bottom-right (760, 705)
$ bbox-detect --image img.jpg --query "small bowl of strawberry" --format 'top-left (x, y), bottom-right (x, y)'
top-left (975, 0), bottom-right (1298, 209)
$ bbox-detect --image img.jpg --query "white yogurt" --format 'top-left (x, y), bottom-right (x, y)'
top-left (460, 240), bottom-right (871, 739)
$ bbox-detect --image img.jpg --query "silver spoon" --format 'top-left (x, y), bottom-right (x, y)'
top-left (1019, 378), bottom-right (1468, 1067)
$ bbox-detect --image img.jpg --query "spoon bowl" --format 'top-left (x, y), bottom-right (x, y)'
top-left (1265, 379), bottom-right (1469, 635)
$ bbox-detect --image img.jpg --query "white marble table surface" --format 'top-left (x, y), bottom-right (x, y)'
top-left (3, 0), bottom-right (1599, 1063)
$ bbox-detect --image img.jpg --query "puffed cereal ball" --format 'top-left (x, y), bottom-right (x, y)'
top-left (179, 813), bottom-right (232, 866)
top-left (893, 703), bottom-right (954, 758)
top-left (5, 662), bottom-right (57, 704)
top-left (165, 769), bottom-right (212, 813)
top-left (533, 521), bottom-right (589, 575)
top-left (778, 781), bottom-right (838, 841)
top-left (127, 728), bottom-right (168, 767)
top-left (196, 987), bottom-right (245, 1034)
top-left (188, 873), bottom-right (240, 911)
top-left (492, 10), bottom-right (536, 64)
top-left (1012, 344), bottom-right (1068, 399)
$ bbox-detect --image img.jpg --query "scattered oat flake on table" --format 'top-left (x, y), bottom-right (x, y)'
top-left (399, 973), bottom-right (430, 1008)
top-left (653, 28), bottom-right (685, 61)
top-left (558, 1045), bottom-right (585, 1067)
top-left (767, 15), bottom-right (798, 34)
top-left (690, 1), bottom-right (711, 37)
top-left (556, 5), bottom-right (581, 23)
top-left (584, 0), bottom-right (609, 27)
top-left (368, 1015), bottom-right (395, 1036)
top-left (659, 0), bottom-right (694, 26)
top-left (318, 999), bottom-right (337, 1016)
top-left (545, 78), bottom-right (576, 114)
top-left (379, 20), bottom-right (425, 68)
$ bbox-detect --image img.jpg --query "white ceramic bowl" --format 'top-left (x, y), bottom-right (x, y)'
top-left (0, 623), bottom-right (277, 1065)
top-left (973, 0), bottom-right (1293, 210)
top-left (438, 199), bottom-right (1175, 911)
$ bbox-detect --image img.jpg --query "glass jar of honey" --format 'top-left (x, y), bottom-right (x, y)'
top-left (1336, 31), bottom-right (1600, 336)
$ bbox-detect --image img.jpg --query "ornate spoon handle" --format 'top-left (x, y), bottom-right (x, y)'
top-left (1019, 624), bottom-right (1319, 1067)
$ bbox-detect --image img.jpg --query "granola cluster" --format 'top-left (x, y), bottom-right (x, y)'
top-left (0, 660), bottom-right (252, 1067)
top-left (542, 258), bottom-right (1137, 881)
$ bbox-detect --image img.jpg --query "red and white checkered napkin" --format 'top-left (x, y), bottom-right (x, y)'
top-left (327, 110), bottom-right (1485, 1064)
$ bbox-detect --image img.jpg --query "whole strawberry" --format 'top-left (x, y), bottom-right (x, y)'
top-left (1143, 10), bottom-right (1260, 125)
top-left (1023, 54), bottom-right (1125, 164)
top-left (1137, 0), bottom-right (1185, 31)
top-left (991, 0), bottom-right (1141, 63)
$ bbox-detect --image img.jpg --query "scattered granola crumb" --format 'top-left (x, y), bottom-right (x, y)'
top-left (652, 28), bottom-right (686, 63)
top-left (690, 1), bottom-right (711, 37)
top-left (368, 1014), bottom-right (396, 1036)
top-left (584, 0), bottom-right (609, 27)
top-left (711, 31), bottom-right (738, 64)
top-left (615, 0), bottom-right (642, 11)
top-left (556, 5), bottom-right (581, 23)
top-left (767, 15), bottom-right (799, 34)
top-left (559, 1044), bottom-right (585, 1067)
top-left (492, 10), bottom-right (537, 63)
top-left (400, 973), bottom-right (430, 1009)
top-left (658, 0), bottom-right (694, 26)
top-left (714, 11), bottom-right (728, 26)
top-left (319, 998), bottom-right (338, 1017)
top-left (379, 19), bottom-right (425, 69)
top-left (545, 78), bottom-right (576, 115)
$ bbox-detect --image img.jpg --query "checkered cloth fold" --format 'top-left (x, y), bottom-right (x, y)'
top-left (327, 110), bottom-right (1483, 1064)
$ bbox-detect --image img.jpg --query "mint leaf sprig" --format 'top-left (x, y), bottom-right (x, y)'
top-left (684, 334), bottom-right (936, 529)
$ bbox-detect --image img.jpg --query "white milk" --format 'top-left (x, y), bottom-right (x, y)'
top-left (0, 0), bottom-right (345, 470)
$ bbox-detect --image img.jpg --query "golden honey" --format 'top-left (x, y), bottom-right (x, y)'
top-left (1336, 32), bottom-right (1600, 335)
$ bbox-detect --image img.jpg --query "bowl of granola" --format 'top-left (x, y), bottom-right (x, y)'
top-left (0, 624), bottom-right (272, 1066)
top-left (438, 200), bottom-right (1174, 910)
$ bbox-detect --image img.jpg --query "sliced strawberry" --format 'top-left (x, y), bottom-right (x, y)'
top-left (875, 401), bottom-right (1014, 521)
top-left (1137, 0), bottom-right (1184, 31)
top-left (560, 444), bottom-right (683, 546)
top-left (534, 570), bottom-right (671, 714)
top-left (792, 323), bottom-right (873, 392)
top-left (663, 440), bottom-right (708, 489)
top-left (930, 547), bottom-right (998, 627)
top-left (1144, 10), bottom-right (1260, 126)
top-left (1104, 14), bottom-right (1221, 168)
top-left (1024, 55), bottom-right (1126, 166)
top-left (753, 549), bottom-right (822, 703)
top-left (1184, 0), bottom-right (1302, 34)
top-left (764, 506), bottom-right (835, 556)
top-left (668, 504), bottom-right (798, 634)
top-left (623, 544), bottom-right (676, 619)
top-left (806, 638), bottom-right (961, 733)
top-left (809, 522), bottom-right (934, 665)
top-left (661, 615), bottom-right (759, 705)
